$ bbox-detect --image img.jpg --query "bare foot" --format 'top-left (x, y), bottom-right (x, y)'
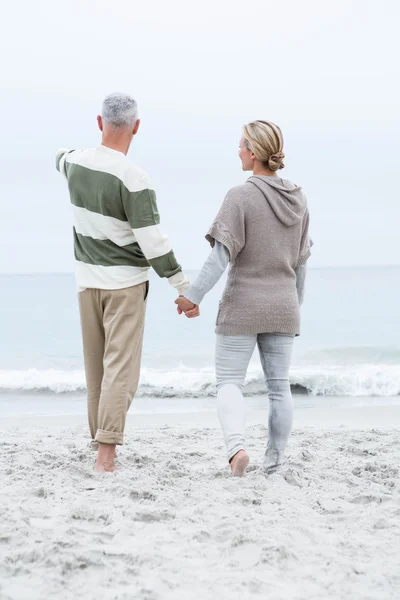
top-left (230, 450), bottom-right (250, 477)
top-left (95, 443), bottom-right (117, 473)
top-left (95, 462), bottom-right (117, 474)
top-left (91, 442), bottom-right (117, 459)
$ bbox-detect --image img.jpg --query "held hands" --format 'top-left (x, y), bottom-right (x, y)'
top-left (175, 296), bottom-right (200, 319)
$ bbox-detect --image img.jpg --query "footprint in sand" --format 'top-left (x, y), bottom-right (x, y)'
top-left (130, 490), bottom-right (157, 502)
top-left (133, 510), bottom-right (174, 522)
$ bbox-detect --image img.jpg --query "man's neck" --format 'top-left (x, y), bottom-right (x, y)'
top-left (101, 137), bottom-right (132, 156)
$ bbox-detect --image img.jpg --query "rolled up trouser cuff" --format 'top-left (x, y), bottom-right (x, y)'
top-left (227, 443), bottom-right (246, 463)
top-left (95, 429), bottom-right (124, 445)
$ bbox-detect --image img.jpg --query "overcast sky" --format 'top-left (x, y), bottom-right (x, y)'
top-left (1, 0), bottom-right (399, 273)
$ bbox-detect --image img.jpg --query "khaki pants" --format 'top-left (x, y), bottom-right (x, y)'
top-left (78, 283), bottom-right (148, 445)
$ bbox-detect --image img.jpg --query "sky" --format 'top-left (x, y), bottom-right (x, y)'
top-left (1, 0), bottom-right (399, 273)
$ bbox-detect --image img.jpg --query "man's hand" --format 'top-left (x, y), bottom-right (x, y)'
top-left (175, 296), bottom-right (194, 314)
top-left (175, 296), bottom-right (200, 318)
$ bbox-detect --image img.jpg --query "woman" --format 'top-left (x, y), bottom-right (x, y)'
top-left (176, 120), bottom-right (311, 477)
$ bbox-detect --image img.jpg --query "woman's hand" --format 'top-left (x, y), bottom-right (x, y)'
top-left (175, 296), bottom-right (200, 318)
top-left (184, 305), bottom-right (200, 318)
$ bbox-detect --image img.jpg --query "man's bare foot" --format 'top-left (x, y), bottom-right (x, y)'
top-left (230, 450), bottom-right (250, 477)
top-left (91, 442), bottom-right (117, 458)
top-left (95, 443), bottom-right (117, 473)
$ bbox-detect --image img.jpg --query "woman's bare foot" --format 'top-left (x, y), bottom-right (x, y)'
top-left (230, 450), bottom-right (250, 477)
top-left (95, 443), bottom-right (117, 473)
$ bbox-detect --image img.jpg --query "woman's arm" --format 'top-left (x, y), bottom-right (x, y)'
top-left (183, 241), bottom-right (230, 306)
top-left (295, 264), bottom-right (307, 305)
top-left (182, 242), bottom-right (306, 307)
top-left (177, 187), bottom-right (245, 316)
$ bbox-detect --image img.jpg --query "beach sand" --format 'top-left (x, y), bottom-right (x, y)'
top-left (1, 402), bottom-right (400, 600)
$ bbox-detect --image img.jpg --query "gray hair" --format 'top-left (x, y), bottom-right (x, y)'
top-left (101, 93), bottom-right (139, 128)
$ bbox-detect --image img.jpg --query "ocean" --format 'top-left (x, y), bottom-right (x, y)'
top-left (0, 267), bottom-right (399, 405)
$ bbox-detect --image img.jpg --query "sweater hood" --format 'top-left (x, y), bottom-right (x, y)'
top-left (247, 175), bottom-right (306, 226)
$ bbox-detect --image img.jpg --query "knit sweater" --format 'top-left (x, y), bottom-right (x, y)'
top-left (55, 145), bottom-right (190, 294)
top-left (185, 241), bottom-right (307, 309)
top-left (206, 175), bottom-right (312, 336)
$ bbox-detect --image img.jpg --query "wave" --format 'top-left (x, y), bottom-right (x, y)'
top-left (302, 345), bottom-right (400, 366)
top-left (0, 364), bottom-right (399, 397)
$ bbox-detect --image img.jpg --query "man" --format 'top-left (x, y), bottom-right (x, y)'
top-left (56, 93), bottom-right (196, 472)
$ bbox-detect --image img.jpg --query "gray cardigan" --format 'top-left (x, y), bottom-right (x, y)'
top-left (187, 175), bottom-right (312, 336)
top-left (186, 242), bottom-right (307, 309)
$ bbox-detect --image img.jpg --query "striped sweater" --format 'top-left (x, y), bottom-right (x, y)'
top-left (55, 145), bottom-right (190, 294)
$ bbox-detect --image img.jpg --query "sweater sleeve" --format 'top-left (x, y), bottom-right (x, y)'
top-left (185, 241), bottom-right (229, 305)
top-left (297, 209), bottom-right (313, 266)
top-left (122, 178), bottom-right (190, 295)
top-left (205, 188), bottom-right (245, 262)
top-left (55, 148), bottom-right (73, 180)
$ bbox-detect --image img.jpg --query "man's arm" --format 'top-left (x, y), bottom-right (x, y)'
top-left (122, 184), bottom-right (190, 296)
top-left (55, 148), bottom-right (72, 179)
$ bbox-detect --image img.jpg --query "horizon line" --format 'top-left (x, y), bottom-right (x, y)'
top-left (1, 264), bottom-right (400, 277)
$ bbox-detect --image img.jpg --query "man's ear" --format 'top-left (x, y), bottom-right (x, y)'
top-left (97, 115), bottom-right (103, 132)
top-left (133, 119), bottom-right (140, 136)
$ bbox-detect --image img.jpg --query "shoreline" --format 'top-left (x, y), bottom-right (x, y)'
top-left (2, 395), bottom-right (400, 430)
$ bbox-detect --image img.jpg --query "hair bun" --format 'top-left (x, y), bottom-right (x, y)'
top-left (268, 151), bottom-right (285, 171)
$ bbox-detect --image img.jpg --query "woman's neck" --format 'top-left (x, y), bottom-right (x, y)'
top-left (252, 165), bottom-right (277, 177)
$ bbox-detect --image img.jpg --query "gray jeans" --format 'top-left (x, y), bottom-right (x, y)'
top-left (215, 333), bottom-right (294, 473)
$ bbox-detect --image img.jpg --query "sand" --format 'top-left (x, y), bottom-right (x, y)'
top-left (1, 406), bottom-right (400, 600)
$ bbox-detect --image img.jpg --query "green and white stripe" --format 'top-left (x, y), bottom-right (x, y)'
top-left (56, 145), bottom-right (189, 293)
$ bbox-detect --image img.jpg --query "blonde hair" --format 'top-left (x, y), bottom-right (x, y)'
top-left (243, 120), bottom-right (285, 171)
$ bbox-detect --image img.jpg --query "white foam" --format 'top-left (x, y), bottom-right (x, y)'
top-left (0, 369), bottom-right (86, 394)
top-left (0, 364), bottom-right (399, 397)
top-left (290, 365), bottom-right (400, 397)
